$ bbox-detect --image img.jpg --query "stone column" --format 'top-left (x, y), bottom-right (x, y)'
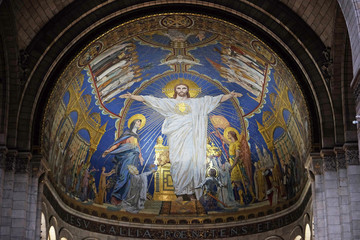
top-left (0, 147), bottom-right (8, 221)
top-left (26, 174), bottom-right (38, 239)
top-left (33, 155), bottom-right (46, 240)
top-left (11, 152), bottom-right (31, 240)
top-left (309, 152), bottom-right (327, 240)
top-left (36, 179), bottom-right (45, 240)
top-left (321, 149), bottom-right (341, 240)
top-left (0, 150), bottom-right (16, 239)
top-left (344, 143), bottom-right (360, 239)
top-left (335, 147), bottom-right (351, 240)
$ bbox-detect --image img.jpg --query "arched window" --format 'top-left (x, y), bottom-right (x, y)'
top-left (305, 223), bottom-right (311, 240)
top-left (48, 226), bottom-right (56, 240)
top-left (40, 213), bottom-right (47, 239)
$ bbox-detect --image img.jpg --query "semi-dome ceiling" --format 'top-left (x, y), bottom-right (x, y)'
top-left (42, 13), bottom-right (310, 229)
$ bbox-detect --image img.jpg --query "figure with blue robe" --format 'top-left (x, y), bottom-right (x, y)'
top-left (102, 114), bottom-right (146, 205)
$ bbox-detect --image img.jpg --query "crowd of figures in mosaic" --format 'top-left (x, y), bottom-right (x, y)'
top-left (42, 14), bottom-right (310, 215)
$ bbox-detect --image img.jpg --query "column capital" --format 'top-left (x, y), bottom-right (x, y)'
top-left (0, 146), bottom-right (8, 169)
top-left (321, 149), bottom-right (336, 172)
top-left (15, 151), bottom-right (32, 173)
top-left (334, 147), bottom-right (346, 170)
top-left (343, 143), bottom-right (359, 166)
top-left (5, 149), bottom-right (18, 171)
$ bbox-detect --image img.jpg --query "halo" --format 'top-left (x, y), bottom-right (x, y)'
top-left (206, 166), bottom-right (218, 177)
top-left (162, 78), bottom-right (201, 98)
top-left (127, 114), bottom-right (146, 130)
top-left (224, 127), bottom-right (241, 142)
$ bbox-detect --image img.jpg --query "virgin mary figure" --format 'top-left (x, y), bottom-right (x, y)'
top-left (102, 114), bottom-right (146, 205)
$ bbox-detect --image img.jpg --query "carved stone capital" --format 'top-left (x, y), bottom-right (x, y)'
top-left (15, 152), bottom-right (32, 173)
top-left (321, 149), bottom-right (336, 172)
top-left (309, 152), bottom-right (323, 175)
top-left (334, 147), bottom-right (346, 170)
top-left (0, 146), bottom-right (8, 169)
top-left (343, 143), bottom-right (359, 166)
top-left (5, 150), bottom-right (17, 171)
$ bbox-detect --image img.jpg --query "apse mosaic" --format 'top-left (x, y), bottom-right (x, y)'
top-left (42, 14), bottom-right (310, 219)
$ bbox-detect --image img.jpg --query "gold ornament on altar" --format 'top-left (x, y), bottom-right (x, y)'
top-left (154, 136), bottom-right (170, 166)
top-left (206, 140), bottom-right (222, 157)
top-left (162, 78), bottom-right (201, 98)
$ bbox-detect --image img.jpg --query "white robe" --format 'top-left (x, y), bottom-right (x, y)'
top-left (143, 95), bottom-right (223, 199)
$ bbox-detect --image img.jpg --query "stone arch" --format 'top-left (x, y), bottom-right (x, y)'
top-left (289, 225), bottom-right (304, 240)
top-left (0, 0), bottom-right (359, 240)
top-left (330, 4), bottom-right (357, 144)
top-left (40, 212), bottom-right (47, 240)
top-left (48, 225), bottom-right (57, 240)
top-left (264, 235), bottom-right (284, 240)
top-left (59, 227), bottom-right (74, 240)
top-left (41, 201), bottom-right (49, 222)
top-left (337, 0), bottom-right (360, 76)
top-left (49, 215), bottom-right (59, 236)
top-left (13, 0), bottom-right (333, 159)
top-left (303, 213), bottom-right (311, 226)
top-left (302, 213), bottom-right (312, 240)
top-left (41, 200), bottom-right (50, 239)
top-left (49, 215), bottom-right (58, 224)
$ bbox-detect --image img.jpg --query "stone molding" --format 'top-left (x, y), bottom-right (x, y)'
top-left (42, 181), bottom-right (313, 239)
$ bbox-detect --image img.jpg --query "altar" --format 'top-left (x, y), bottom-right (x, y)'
top-left (153, 136), bottom-right (177, 201)
top-left (152, 136), bottom-right (222, 201)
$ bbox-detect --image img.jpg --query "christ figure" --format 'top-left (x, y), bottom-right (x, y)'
top-left (120, 83), bottom-right (240, 200)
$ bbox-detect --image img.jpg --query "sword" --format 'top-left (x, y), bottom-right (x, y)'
top-left (207, 192), bottom-right (228, 208)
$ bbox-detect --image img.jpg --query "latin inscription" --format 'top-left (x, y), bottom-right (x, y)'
top-left (44, 185), bottom-right (311, 239)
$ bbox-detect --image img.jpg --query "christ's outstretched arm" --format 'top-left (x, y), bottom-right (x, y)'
top-left (220, 91), bottom-right (242, 102)
top-left (121, 91), bottom-right (241, 102)
top-left (120, 92), bottom-right (144, 102)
